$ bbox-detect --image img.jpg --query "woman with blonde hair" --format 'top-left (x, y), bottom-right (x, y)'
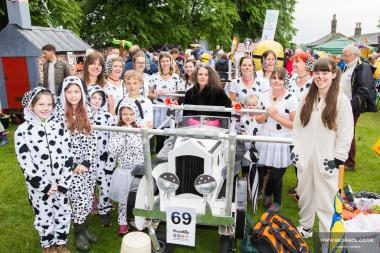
top-left (148, 52), bottom-right (182, 152)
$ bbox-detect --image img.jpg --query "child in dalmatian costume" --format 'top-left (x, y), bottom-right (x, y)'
top-left (291, 58), bottom-right (354, 240)
top-left (58, 76), bottom-right (98, 252)
top-left (15, 87), bottom-right (73, 253)
top-left (108, 99), bottom-right (144, 236)
top-left (87, 85), bottom-right (116, 227)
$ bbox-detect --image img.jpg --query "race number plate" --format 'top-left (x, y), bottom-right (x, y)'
top-left (166, 207), bottom-right (196, 247)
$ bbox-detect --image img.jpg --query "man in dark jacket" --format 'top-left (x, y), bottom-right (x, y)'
top-left (42, 44), bottom-right (70, 95)
top-left (215, 54), bottom-right (229, 81)
top-left (340, 45), bottom-right (376, 170)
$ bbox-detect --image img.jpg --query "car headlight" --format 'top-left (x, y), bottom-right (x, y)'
top-left (157, 172), bottom-right (180, 193)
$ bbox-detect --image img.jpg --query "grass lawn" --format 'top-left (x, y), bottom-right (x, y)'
top-left (0, 110), bottom-right (379, 253)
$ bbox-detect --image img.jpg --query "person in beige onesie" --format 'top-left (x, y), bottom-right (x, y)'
top-left (291, 58), bottom-right (354, 238)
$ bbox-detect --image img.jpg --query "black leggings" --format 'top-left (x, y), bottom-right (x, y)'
top-left (264, 166), bottom-right (287, 205)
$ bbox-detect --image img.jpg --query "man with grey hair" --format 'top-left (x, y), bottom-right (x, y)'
top-left (340, 44), bottom-right (376, 170)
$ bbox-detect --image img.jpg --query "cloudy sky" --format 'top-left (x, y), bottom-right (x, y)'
top-left (292, 0), bottom-right (380, 44)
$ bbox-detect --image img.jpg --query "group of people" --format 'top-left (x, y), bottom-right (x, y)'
top-left (15, 42), bottom-right (377, 253)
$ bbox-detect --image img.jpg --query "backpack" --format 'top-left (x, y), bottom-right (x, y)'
top-left (251, 212), bottom-right (310, 253)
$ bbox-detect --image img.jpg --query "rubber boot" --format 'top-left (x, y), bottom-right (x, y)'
top-left (73, 223), bottom-right (90, 252)
top-left (84, 216), bottom-right (98, 243)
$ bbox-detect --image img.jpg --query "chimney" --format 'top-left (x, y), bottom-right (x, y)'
top-left (354, 22), bottom-right (362, 37)
top-left (331, 14), bottom-right (337, 34)
top-left (6, 0), bottom-right (32, 28)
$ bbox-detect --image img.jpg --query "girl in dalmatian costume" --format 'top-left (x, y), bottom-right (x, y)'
top-left (15, 87), bottom-right (73, 253)
top-left (87, 85), bottom-right (116, 227)
top-left (57, 76), bottom-right (98, 252)
top-left (108, 99), bottom-right (144, 236)
top-left (292, 58), bottom-right (354, 240)
top-left (255, 67), bottom-right (298, 213)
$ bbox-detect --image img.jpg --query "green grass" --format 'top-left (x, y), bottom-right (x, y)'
top-left (0, 110), bottom-right (379, 253)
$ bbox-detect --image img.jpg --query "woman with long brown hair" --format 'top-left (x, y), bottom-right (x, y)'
top-left (183, 64), bottom-right (231, 118)
top-left (58, 76), bottom-right (98, 251)
top-left (292, 58), bottom-right (353, 238)
top-left (83, 51), bottom-right (106, 88)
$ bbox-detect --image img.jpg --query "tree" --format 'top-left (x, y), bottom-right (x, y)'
top-left (0, 0), bottom-right (82, 34)
top-left (29, 0), bottom-right (82, 34)
top-left (80, 0), bottom-right (239, 49)
top-left (233, 0), bottom-right (297, 48)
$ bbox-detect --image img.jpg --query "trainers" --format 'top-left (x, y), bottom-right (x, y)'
top-left (100, 213), bottom-right (111, 227)
top-left (56, 245), bottom-right (71, 253)
top-left (118, 224), bottom-right (129, 236)
top-left (267, 203), bottom-right (281, 213)
top-left (297, 225), bottom-right (313, 239)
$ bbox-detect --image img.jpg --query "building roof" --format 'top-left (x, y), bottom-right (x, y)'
top-left (0, 24), bottom-right (91, 57)
top-left (351, 32), bottom-right (380, 46)
top-left (305, 33), bottom-right (346, 48)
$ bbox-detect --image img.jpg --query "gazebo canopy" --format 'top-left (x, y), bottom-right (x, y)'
top-left (312, 37), bottom-right (374, 55)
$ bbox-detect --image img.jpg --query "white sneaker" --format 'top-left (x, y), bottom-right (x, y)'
top-left (297, 225), bottom-right (313, 239)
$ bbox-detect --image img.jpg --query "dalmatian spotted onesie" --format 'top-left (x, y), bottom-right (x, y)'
top-left (88, 85), bottom-right (116, 216)
top-left (288, 74), bottom-right (313, 102)
top-left (149, 73), bottom-right (181, 128)
top-left (57, 76), bottom-right (97, 225)
top-left (292, 94), bottom-right (354, 233)
top-left (108, 99), bottom-right (144, 225)
top-left (15, 87), bottom-right (73, 248)
top-left (229, 77), bottom-right (269, 104)
top-left (118, 95), bottom-right (153, 128)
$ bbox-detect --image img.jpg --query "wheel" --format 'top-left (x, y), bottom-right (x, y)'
top-left (153, 231), bottom-right (174, 253)
top-left (234, 177), bottom-right (248, 239)
top-left (220, 235), bottom-right (234, 253)
top-left (126, 177), bottom-right (142, 222)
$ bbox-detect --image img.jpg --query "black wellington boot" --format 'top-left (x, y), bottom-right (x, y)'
top-left (73, 223), bottom-right (90, 252)
top-left (84, 216), bottom-right (98, 243)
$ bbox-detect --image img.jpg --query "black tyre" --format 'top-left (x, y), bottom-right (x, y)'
top-left (235, 177), bottom-right (247, 239)
top-left (220, 235), bottom-right (233, 253)
top-left (154, 231), bottom-right (174, 253)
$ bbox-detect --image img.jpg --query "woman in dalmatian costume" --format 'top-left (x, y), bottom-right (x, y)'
top-left (229, 55), bottom-right (270, 106)
top-left (87, 85), bottom-right (116, 227)
top-left (286, 51), bottom-right (314, 197)
top-left (108, 99), bottom-right (144, 236)
top-left (288, 51), bottom-right (314, 102)
top-left (58, 76), bottom-right (98, 252)
top-left (148, 52), bottom-right (182, 152)
top-left (255, 67), bottom-right (298, 213)
top-left (292, 58), bottom-right (353, 239)
top-left (15, 87), bottom-right (73, 253)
